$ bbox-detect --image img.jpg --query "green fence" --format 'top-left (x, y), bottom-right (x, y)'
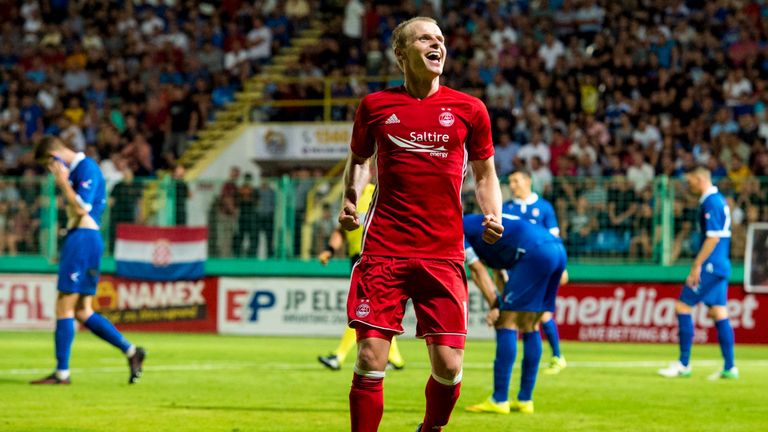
top-left (0, 175), bottom-right (765, 269)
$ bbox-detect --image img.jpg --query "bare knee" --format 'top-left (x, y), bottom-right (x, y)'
top-left (75, 308), bottom-right (93, 323)
top-left (675, 301), bottom-right (692, 315)
top-left (429, 345), bottom-right (464, 380)
top-left (356, 340), bottom-right (389, 372)
top-left (516, 312), bottom-right (541, 333)
top-left (56, 293), bottom-right (78, 319)
top-left (709, 306), bottom-right (728, 321)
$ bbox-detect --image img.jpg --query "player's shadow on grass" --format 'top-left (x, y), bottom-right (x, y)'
top-left (165, 404), bottom-right (422, 414)
top-left (0, 377), bottom-right (33, 385)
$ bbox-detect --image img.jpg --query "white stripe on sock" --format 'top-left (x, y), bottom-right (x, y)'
top-left (432, 369), bottom-right (462, 386)
top-left (353, 365), bottom-right (385, 379)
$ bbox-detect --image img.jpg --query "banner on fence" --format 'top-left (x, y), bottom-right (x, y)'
top-left (95, 275), bottom-right (218, 332)
top-left (216, 277), bottom-right (495, 338)
top-left (114, 224), bottom-right (208, 281)
top-left (554, 283), bottom-right (766, 344)
top-left (0, 274), bottom-right (57, 330)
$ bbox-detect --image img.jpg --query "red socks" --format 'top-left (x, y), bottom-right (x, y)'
top-left (350, 373), bottom-right (384, 432)
top-left (422, 375), bottom-right (461, 431)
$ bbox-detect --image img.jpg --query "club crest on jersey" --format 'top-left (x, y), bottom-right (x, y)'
top-left (355, 301), bottom-right (371, 318)
top-left (439, 108), bottom-right (455, 127)
top-left (533, 208), bottom-right (540, 217)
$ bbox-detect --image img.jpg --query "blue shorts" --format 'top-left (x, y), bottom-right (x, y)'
top-left (501, 241), bottom-right (567, 313)
top-left (58, 229), bottom-right (103, 296)
top-left (679, 272), bottom-right (728, 307)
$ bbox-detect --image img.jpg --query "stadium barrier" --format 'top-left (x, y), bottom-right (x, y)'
top-left (3, 275), bottom-right (766, 344)
top-left (2, 174), bottom-right (765, 264)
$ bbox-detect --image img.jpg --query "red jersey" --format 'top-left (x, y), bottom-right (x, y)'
top-left (351, 85), bottom-right (494, 260)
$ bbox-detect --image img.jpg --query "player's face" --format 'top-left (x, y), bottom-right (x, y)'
top-left (401, 21), bottom-right (446, 78)
top-left (508, 173), bottom-right (531, 198)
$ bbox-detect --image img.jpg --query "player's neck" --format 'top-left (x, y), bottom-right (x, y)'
top-left (403, 75), bottom-right (440, 100)
top-left (516, 191), bottom-right (533, 201)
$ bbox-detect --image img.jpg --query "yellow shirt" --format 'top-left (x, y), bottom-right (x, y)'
top-left (344, 183), bottom-right (375, 257)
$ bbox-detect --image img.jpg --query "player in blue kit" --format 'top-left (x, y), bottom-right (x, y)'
top-left (31, 136), bottom-right (146, 385)
top-left (504, 169), bottom-right (567, 374)
top-left (464, 213), bottom-right (567, 414)
top-left (658, 166), bottom-right (737, 380)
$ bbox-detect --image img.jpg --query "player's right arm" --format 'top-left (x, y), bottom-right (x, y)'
top-left (339, 153), bottom-right (371, 231)
top-left (318, 227), bottom-right (344, 265)
top-left (339, 98), bottom-right (374, 231)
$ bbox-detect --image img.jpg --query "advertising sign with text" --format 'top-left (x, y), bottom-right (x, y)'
top-left (0, 275), bottom-right (57, 330)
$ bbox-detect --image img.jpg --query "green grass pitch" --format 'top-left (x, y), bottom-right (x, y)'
top-left (1, 332), bottom-right (766, 431)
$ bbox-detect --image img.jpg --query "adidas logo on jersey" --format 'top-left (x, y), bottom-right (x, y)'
top-left (385, 114), bottom-right (400, 124)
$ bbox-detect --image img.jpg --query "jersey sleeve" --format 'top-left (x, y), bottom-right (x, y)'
top-left (704, 198), bottom-right (731, 238)
top-left (464, 241), bottom-right (480, 265)
top-left (350, 97), bottom-right (375, 158)
top-left (542, 201), bottom-right (560, 237)
top-left (467, 99), bottom-right (494, 161)
top-left (73, 162), bottom-right (100, 212)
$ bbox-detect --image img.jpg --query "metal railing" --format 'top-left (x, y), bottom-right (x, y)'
top-left (2, 175), bottom-right (764, 264)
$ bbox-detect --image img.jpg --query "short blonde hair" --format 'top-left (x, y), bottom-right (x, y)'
top-left (391, 16), bottom-right (438, 70)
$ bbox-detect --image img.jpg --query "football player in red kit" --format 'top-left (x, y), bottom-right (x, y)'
top-left (339, 16), bottom-right (504, 432)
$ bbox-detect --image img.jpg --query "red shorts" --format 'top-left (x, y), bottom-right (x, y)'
top-left (347, 255), bottom-right (468, 348)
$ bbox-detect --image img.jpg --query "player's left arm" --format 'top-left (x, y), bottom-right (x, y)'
top-left (469, 99), bottom-right (503, 243)
top-left (466, 252), bottom-right (501, 326)
top-left (687, 200), bottom-right (730, 287)
top-left (471, 157), bottom-right (503, 243)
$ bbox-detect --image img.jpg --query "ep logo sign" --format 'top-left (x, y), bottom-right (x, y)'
top-left (225, 289), bottom-right (276, 322)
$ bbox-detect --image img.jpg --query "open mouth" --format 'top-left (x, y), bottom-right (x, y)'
top-left (426, 51), bottom-right (442, 65)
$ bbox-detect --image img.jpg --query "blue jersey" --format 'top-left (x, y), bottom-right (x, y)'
top-left (501, 193), bottom-right (559, 237)
top-left (464, 213), bottom-right (560, 270)
top-left (698, 186), bottom-right (731, 277)
top-left (68, 153), bottom-right (106, 226)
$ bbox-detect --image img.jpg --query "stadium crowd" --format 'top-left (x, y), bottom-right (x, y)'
top-left (275, 0), bottom-right (768, 259)
top-left (0, 0), bottom-right (311, 254)
top-left (1, 0), bottom-right (768, 260)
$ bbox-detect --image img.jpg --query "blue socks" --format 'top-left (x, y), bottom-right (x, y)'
top-left (55, 318), bottom-right (75, 371)
top-left (517, 331), bottom-right (542, 402)
top-left (541, 319), bottom-right (561, 358)
top-left (677, 313), bottom-right (694, 367)
top-left (83, 313), bottom-right (132, 353)
top-left (492, 329), bottom-right (517, 403)
top-left (715, 318), bottom-right (735, 370)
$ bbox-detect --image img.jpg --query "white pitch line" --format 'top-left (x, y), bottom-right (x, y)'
top-left (2, 359), bottom-right (768, 375)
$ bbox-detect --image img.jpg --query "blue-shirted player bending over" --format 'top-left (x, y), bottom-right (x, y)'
top-left (31, 136), bottom-right (146, 385)
top-left (658, 166), bottom-right (737, 380)
top-left (464, 213), bottom-right (567, 415)
top-left (504, 169), bottom-right (568, 375)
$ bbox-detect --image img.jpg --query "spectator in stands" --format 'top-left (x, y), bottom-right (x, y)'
top-left (565, 195), bottom-right (597, 255)
top-left (234, 172), bottom-right (259, 257)
top-left (108, 165), bottom-right (142, 253)
top-left (629, 189), bottom-right (655, 259)
top-left (173, 165), bottom-right (189, 226)
top-left (167, 85), bottom-right (199, 157)
top-left (517, 129), bottom-right (550, 167)
top-left (530, 155), bottom-right (553, 195)
top-left (494, 132), bottom-right (519, 178)
top-left (626, 151), bottom-right (655, 193)
top-left (256, 178), bottom-right (276, 258)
